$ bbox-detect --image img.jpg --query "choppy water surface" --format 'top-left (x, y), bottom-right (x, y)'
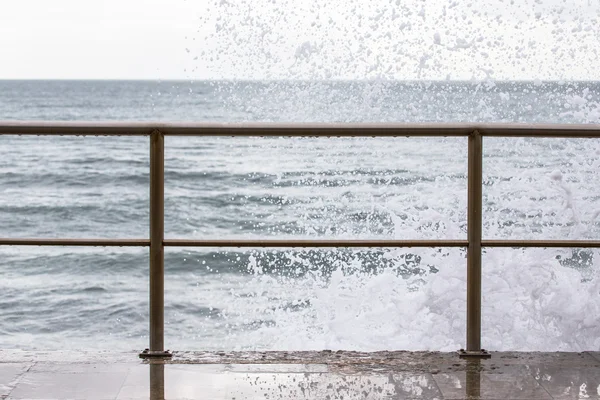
top-left (0, 80), bottom-right (599, 352)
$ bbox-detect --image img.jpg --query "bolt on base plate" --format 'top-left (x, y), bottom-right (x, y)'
top-left (139, 349), bottom-right (173, 359)
top-left (458, 349), bottom-right (491, 359)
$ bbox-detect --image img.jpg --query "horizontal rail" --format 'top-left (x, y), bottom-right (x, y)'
top-left (0, 238), bottom-right (150, 246)
top-left (1, 121), bottom-right (599, 137)
top-left (159, 124), bottom-right (472, 137)
top-left (163, 239), bottom-right (468, 248)
top-left (478, 125), bottom-right (600, 138)
top-left (0, 121), bottom-right (471, 136)
top-left (482, 240), bottom-right (600, 248)
top-left (3, 238), bottom-right (597, 248)
top-left (0, 121), bottom-right (155, 136)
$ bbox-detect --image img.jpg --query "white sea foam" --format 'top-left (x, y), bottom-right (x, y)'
top-left (201, 243), bottom-right (599, 352)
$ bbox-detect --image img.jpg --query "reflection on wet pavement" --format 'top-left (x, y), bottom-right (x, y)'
top-left (1, 350), bottom-right (599, 399)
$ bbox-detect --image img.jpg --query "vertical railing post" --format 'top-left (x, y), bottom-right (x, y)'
top-left (460, 130), bottom-right (490, 358)
top-left (149, 364), bottom-right (165, 399)
top-left (140, 130), bottom-right (170, 358)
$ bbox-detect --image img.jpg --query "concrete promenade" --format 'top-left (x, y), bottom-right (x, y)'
top-left (1, 350), bottom-right (599, 399)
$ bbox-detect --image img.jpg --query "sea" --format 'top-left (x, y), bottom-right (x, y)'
top-left (0, 79), bottom-right (599, 352)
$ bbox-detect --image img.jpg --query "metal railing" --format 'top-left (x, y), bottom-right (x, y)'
top-left (2, 121), bottom-right (600, 358)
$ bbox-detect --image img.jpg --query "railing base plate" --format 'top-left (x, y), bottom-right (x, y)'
top-left (139, 349), bottom-right (173, 359)
top-left (458, 349), bottom-right (491, 359)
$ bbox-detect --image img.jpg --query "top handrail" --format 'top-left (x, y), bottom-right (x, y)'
top-left (1, 121), bottom-right (600, 137)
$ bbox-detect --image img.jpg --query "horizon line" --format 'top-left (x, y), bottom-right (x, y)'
top-left (1, 78), bottom-right (599, 84)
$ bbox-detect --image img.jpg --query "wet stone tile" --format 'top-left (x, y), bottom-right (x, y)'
top-left (117, 364), bottom-right (228, 400)
top-left (118, 364), bottom-right (443, 400)
top-left (494, 352), bottom-right (600, 367)
top-left (28, 363), bottom-right (133, 374)
top-left (172, 350), bottom-right (456, 373)
top-left (223, 363), bottom-right (329, 373)
top-left (225, 372), bottom-right (402, 399)
top-left (530, 366), bottom-right (600, 400)
top-left (389, 373), bottom-right (443, 399)
top-left (586, 352), bottom-right (600, 364)
top-left (9, 363), bottom-right (132, 400)
top-left (0, 364), bottom-right (31, 398)
top-left (4, 352), bottom-right (600, 399)
top-left (0, 350), bottom-right (137, 364)
top-left (432, 360), bottom-right (533, 376)
top-left (433, 370), bottom-right (552, 400)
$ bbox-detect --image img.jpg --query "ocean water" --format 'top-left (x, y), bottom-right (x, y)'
top-left (0, 80), bottom-right (599, 352)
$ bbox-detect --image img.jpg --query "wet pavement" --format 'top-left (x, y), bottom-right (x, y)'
top-left (1, 350), bottom-right (599, 399)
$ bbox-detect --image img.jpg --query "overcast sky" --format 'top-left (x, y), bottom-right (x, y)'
top-left (1, 0), bottom-right (598, 80)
